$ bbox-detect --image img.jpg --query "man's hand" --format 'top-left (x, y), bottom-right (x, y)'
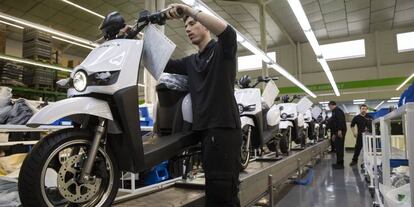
top-left (338, 130), bottom-right (343, 139)
top-left (332, 134), bottom-right (336, 142)
top-left (165, 3), bottom-right (192, 20)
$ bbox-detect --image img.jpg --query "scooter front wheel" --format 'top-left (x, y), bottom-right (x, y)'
top-left (18, 129), bottom-right (120, 207)
top-left (240, 125), bottom-right (251, 171)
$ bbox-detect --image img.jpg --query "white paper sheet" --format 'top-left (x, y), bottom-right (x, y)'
top-left (142, 24), bottom-right (176, 80)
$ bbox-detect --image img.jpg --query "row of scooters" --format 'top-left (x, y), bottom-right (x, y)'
top-left (235, 75), bottom-right (329, 170)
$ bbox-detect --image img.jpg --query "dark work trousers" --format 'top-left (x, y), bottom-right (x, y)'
top-left (334, 130), bottom-right (347, 165)
top-left (198, 128), bottom-right (242, 207)
top-left (330, 133), bottom-right (336, 152)
top-left (352, 134), bottom-right (363, 162)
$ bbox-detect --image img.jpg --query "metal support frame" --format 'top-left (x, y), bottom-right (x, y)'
top-left (259, 1), bottom-right (268, 78)
top-left (115, 140), bottom-right (330, 206)
top-left (372, 103), bottom-right (414, 207)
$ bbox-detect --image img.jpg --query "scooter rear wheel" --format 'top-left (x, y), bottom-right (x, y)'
top-left (18, 129), bottom-right (120, 207)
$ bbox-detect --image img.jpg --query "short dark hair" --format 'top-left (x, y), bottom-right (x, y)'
top-left (328, 101), bottom-right (336, 106)
top-left (360, 104), bottom-right (368, 109)
top-left (183, 15), bottom-right (190, 23)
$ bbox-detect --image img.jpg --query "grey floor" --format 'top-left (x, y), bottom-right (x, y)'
top-left (276, 152), bottom-right (373, 207)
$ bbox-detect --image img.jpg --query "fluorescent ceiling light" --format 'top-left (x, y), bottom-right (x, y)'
top-left (319, 101), bottom-right (329, 104)
top-left (269, 63), bottom-right (317, 98)
top-left (287, 0), bottom-right (339, 96)
top-left (318, 58), bottom-right (340, 96)
top-left (391, 97), bottom-right (400, 100)
top-left (353, 101), bottom-right (365, 105)
top-left (286, 0), bottom-right (311, 31)
top-left (184, 0), bottom-right (317, 98)
top-left (387, 99), bottom-right (399, 103)
top-left (0, 19), bottom-right (23, 29)
top-left (61, 0), bottom-right (104, 19)
top-left (238, 52), bottom-right (276, 72)
top-left (321, 39), bottom-right (365, 61)
top-left (397, 31), bottom-right (414, 53)
top-left (0, 54), bottom-right (71, 72)
top-left (52, 35), bottom-right (95, 50)
top-left (304, 30), bottom-right (322, 57)
top-left (353, 99), bottom-right (366, 102)
top-left (0, 12), bottom-right (99, 47)
top-left (396, 73), bottom-right (414, 91)
top-left (375, 100), bottom-right (385, 109)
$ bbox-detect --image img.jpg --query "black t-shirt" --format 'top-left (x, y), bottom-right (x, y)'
top-left (164, 26), bottom-right (241, 130)
top-left (327, 107), bottom-right (347, 133)
top-left (351, 114), bottom-right (373, 136)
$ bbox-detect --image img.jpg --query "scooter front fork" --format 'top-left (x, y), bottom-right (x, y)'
top-left (79, 118), bottom-right (107, 183)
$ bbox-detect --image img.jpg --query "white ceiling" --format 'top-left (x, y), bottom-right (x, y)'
top-left (0, 0), bottom-right (413, 58)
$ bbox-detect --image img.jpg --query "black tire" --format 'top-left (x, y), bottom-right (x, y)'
top-left (18, 129), bottom-right (120, 207)
top-left (279, 129), bottom-right (290, 154)
top-left (240, 125), bottom-right (251, 171)
top-left (266, 139), bottom-right (277, 152)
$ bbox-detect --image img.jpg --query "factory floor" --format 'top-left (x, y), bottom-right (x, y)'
top-left (276, 151), bottom-right (373, 207)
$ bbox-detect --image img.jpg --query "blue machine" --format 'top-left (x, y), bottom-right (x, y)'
top-left (398, 82), bottom-right (414, 107)
top-left (143, 161), bottom-right (170, 185)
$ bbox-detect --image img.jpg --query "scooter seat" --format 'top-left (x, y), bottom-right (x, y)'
top-left (142, 131), bottom-right (198, 168)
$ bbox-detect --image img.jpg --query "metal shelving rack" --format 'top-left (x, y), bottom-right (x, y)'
top-left (362, 133), bottom-right (381, 195)
top-left (372, 103), bottom-right (414, 207)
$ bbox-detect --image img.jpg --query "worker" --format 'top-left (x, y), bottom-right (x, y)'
top-left (165, 3), bottom-right (242, 206)
top-left (350, 104), bottom-right (373, 166)
top-left (327, 101), bottom-right (347, 169)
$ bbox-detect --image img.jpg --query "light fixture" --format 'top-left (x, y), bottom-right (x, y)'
top-left (396, 72), bottom-right (414, 91)
top-left (0, 54), bottom-right (71, 72)
top-left (183, 0), bottom-right (317, 98)
top-left (353, 99), bottom-right (366, 102)
top-left (138, 83), bottom-right (145, 87)
top-left (287, 0), bottom-right (339, 96)
top-left (353, 101), bottom-right (365, 105)
top-left (52, 36), bottom-right (95, 50)
top-left (61, 0), bottom-right (104, 19)
top-left (0, 12), bottom-right (99, 47)
top-left (319, 101), bottom-right (329, 104)
top-left (0, 19), bottom-right (23, 29)
top-left (318, 58), bottom-right (340, 96)
top-left (269, 64), bottom-right (317, 98)
top-left (387, 99), bottom-right (399, 103)
top-left (391, 97), bottom-right (400, 100)
top-left (374, 100), bottom-right (385, 109)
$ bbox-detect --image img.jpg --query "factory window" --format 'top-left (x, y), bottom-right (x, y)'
top-left (397, 31), bottom-right (414, 53)
top-left (321, 39), bottom-right (365, 61)
top-left (238, 52), bottom-right (276, 71)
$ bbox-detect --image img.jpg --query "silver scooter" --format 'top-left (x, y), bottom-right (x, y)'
top-left (18, 9), bottom-right (200, 207)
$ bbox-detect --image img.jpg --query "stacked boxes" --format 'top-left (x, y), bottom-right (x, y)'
top-left (0, 61), bottom-right (25, 86)
top-left (22, 29), bottom-right (55, 89)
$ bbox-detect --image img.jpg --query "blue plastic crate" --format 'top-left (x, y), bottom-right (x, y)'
top-left (139, 106), bottom-right (153, 126)
top-left (143, 161), bottom-right (170, 185)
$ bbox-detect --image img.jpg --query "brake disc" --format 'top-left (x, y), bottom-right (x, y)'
top-left (57, 155), bottom-right (102, 203)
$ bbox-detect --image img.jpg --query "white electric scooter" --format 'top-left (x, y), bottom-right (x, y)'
top-left (18, 9), bottom-right (202, 207)
top-left (277, 95), bottom-right (313, 154)
top-left (235, 75), bottom-right (281, 170)
top-left (312, 105), bottom-right (328, 141)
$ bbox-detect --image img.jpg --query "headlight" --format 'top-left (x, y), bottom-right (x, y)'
top-left (281, 113), bottom-right (288, 119)
top-left (73, 71), bottom-right (88, 91)
top-left (238, 104), bottom-right (244, 114)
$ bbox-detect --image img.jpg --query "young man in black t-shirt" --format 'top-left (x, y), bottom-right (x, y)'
top-left (350, 104), bottom-right (373, 166)
top-left (165, 4), bottom-right (241, 206)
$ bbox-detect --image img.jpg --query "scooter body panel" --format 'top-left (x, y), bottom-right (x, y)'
top-left (267, 104), bottom-right (281, 127)
top-left (68, 39), bottom-right (144, 97)
top-left (27, 97), bottom-right (113, 127)
top-left (240, 116), bottom-right (255, 127)
top-left (279, 120), bottom-right (293, 129)
top-left (234, 88), bottom-right (262, 115)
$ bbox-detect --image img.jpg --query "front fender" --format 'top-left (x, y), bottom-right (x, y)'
top-left (240, 116), bottom-right (254, 128)
top-left (27, 97), bottom-right (113, 127)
